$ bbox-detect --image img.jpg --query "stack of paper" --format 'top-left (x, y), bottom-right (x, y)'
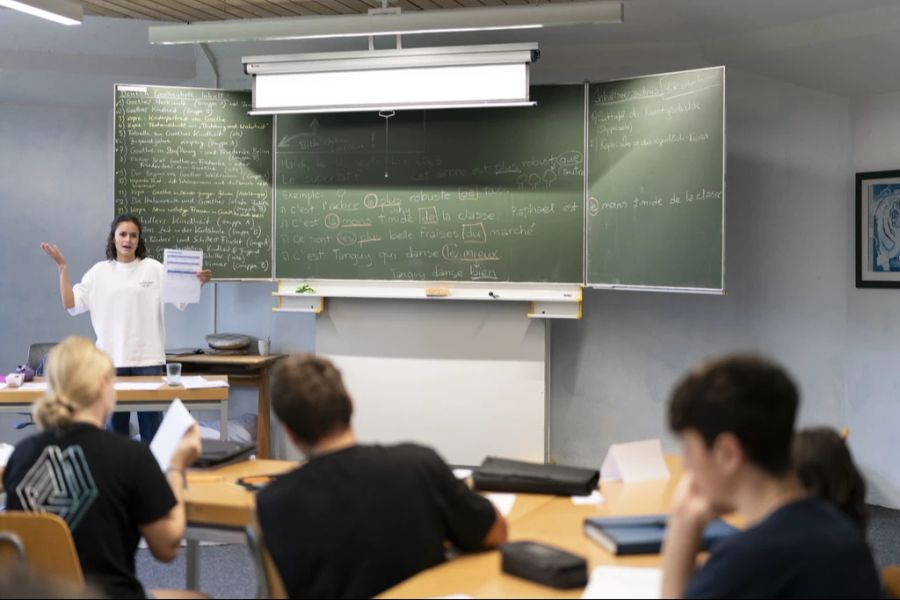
top-left (581, 566), bottom-right (661, 599)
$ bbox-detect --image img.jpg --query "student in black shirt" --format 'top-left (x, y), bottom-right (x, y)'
top-left (256, 354), bottom-right (508, 599)
top-left (660, 355), bottom-right (881, 599)
top-left (3, 337), bottom-right (201, 599)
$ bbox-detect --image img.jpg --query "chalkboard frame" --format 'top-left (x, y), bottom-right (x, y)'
top-left (113, 83), bottom-right (276, 281)
top-left (584, 66), bottom-right (726, 294)
top-left (113, 72), bottom-right (725, 295)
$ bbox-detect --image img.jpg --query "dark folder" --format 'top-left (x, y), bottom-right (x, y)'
top-left (194, 439), bottom-right (257, 468)
top-left (472, 456), bottom-right (600, 496)
top-left (583, 514), bottom-right (738, 555)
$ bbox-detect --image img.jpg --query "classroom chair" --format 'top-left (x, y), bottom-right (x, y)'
top-left (883, 565), bottom-right (900, 599)
top-left (245, 521), bottom-right (287, 599)
top-left (14, 342), bottom-right (57, 431)
top-left (0, 511), bottom-right (84, 586)
top-left (25, 342), bottom-right (56, 374)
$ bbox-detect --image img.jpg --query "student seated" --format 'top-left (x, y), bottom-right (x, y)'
top-left (3, 337), bottom-right (201, 599)
top-left (660, 355), bottom-right (881, 599)
top-left (793, 426), bottom-right (868, 531)
top-left (256, 354), bottom-right (508, 599)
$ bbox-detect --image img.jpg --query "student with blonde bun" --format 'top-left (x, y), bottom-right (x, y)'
top-left (3, 337), bottom-right (201, 600)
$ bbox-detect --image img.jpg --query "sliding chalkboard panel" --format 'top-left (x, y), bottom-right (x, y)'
top-left (587, 67), bottom-right (725, 290)
top-left (114, 85), bottom-right (273, 279)
top-left (275, 85), bottom-right (584, 283)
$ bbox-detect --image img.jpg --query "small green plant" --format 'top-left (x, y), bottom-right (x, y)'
top-left (295, 283), bottom-right (316, 294)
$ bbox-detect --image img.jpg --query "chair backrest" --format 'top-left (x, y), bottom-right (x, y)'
top-left (26, 342), bottom-right (57, 373)
top-left (0, 511), bottom-right (84, 586)
top-left (245, 520), bottom-right (287, 599)
top-left (884, 565), bottom-right (900, 599)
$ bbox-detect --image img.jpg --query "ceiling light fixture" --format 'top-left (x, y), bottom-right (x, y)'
top-left (0, 0), bottom-right (82, 25)
top-left (149, 1), bottom-right (622, 45)
top-left (244, 43), bottom-right (539, 114)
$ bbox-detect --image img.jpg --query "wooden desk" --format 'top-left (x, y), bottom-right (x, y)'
top-left (183, 459), bottom-right (296, 590)
top-left (381, 455), bottom-right (684, 599)
top-left (167, 354), bottom-right (284, 458)
top-left (0, 376), bottom-right (230, 439)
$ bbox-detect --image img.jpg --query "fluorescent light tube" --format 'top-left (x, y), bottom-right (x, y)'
top-left (150, 1), bottom-right (622, 45)
top-left (0, 0), bottom-right (82, 25)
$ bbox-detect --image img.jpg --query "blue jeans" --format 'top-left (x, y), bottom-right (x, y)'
top-left (110, 365), bottom-right (164, 442)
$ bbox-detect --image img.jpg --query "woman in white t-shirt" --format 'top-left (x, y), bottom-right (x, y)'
top-left (41, 214), bottom-right (211, 442)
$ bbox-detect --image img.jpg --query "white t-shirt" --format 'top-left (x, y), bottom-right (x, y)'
top-left (69, 258), bottom-right (169, 368)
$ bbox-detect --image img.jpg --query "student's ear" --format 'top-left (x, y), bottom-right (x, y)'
top-left (712, 432), bottom-right (744, 475)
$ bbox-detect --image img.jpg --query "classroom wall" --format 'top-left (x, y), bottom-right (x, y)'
top-left (845, 91), bottom-right (900, 508)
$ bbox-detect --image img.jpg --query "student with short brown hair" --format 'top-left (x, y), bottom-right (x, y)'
top-left (257, 354), bottom-right (508, 599)
top-left (661, 355), bottom-right (880, 599)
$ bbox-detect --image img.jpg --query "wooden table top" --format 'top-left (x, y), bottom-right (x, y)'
top-left (380, 455), bottom-right (685, 599)
top-left (166, 354), bottom-right (285, 368)
top-left (185, 459), bottom-right (297, 528)
top-left (0, 375), bottom-right (229, 403)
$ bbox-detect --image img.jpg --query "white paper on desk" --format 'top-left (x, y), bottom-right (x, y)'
top-left (600, 438), bottom-right (669, 484)
top-left (169, 376), bottom-right (229, 389)
top-left (485, 493), bottom-right (516, 517)
top-left (572, 490), bottom-right (605, 505)
top-left (452, 468), bottom-right (473, 481)
top-left (0, 443), bottom-right (15, 468)
top-left (149, 399), bottom-right (196, 471)
top-left (20, 382), bottom-right (48, 391)
top-left (162, 248), bottom-right (202, 305)
top-left (581, 566), bottom-right (661, 599)
top-left (115, 382), bottom-right (164, 391)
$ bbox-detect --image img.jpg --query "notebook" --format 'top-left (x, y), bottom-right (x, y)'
top-left (583, 514), bottom-right (738, 555)
top-left (194, 439), bottom-right (257, 468)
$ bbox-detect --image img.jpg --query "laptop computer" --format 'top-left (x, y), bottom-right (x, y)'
top-left (195, 439), bottom-right (257, 468)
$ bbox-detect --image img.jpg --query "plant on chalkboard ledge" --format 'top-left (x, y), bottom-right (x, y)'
top-left (295, 283), bottom-right (316, 294)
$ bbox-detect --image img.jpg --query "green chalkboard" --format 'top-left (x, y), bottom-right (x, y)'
top-left (114, 85), bottom-right (273, 279)
top-left (274, 85), bottom-right (585, 283)
top-left (587, 67), bottom-right (725, 289)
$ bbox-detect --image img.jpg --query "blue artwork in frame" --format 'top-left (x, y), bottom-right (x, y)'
top-left (857, 170), bottom-right (900, 287)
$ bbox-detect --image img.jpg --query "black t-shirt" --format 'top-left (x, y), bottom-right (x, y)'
top-left (257, 443), bottom-right (497, 599)
top-left (686, 498), bottom-right (881, 599)
top-left (3, 422), bottom-right (176, 599)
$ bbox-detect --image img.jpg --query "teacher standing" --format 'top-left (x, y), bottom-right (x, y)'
top-left (41, 214), bottom-right (212, 442)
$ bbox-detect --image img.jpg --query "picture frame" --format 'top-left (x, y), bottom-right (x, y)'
top-left (856, 169), bottom-right (900, 288)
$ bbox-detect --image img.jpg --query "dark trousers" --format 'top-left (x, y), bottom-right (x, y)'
top-left (110, 365), bottom-right (164, 442)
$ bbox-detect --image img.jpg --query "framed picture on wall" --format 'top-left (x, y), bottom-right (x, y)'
top-left (856, 169), bottom-right (900, 288)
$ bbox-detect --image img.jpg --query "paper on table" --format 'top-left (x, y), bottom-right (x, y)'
top-left (166, 376), bottom-right (229, 389)
top-left (115, 382), bottom-right (165, 391)
top-left (452, 468), bottom-right (473, 481)
top-left (601, 439), bottom-right (670, 484)
top-left (150, 399), bottom-right (196, 471)
top-left (0, 443), bottom-right (15, 468)
top-left (485, 493), bottom-right (516, 517)
top-left (162, 248), bottom-right (203, 305)
top-left (581, 566), bottom-right (661, 599)
top-left (572, 490), bottom-right (605, 505)
top-left (20, 382), bottom-right (48, 391)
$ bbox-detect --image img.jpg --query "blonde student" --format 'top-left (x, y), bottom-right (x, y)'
top-left (3, 337), bottom-right (201, 600)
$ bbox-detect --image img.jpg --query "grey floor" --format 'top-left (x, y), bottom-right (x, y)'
top-left (137, 505), bottom-right (900, 599)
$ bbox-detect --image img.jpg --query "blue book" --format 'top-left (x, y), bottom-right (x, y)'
top-left (583, 514), bottom-right (738, 555)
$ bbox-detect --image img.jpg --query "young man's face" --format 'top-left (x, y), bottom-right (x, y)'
top-left (680, 428), bottom-right (738, 514)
